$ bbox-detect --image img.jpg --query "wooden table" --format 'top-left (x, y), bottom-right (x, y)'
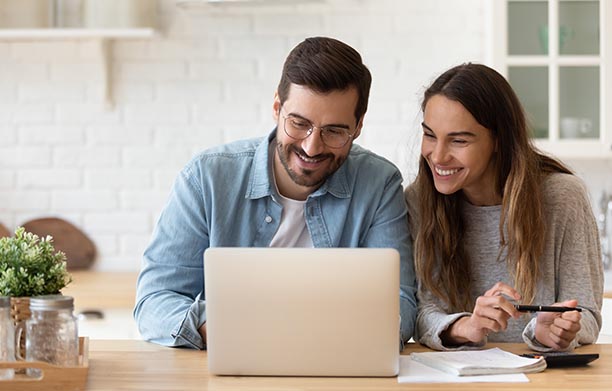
top-left (84, 340), bottom-right (610, 391)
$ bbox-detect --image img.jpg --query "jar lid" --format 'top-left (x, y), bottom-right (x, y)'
top-left (30, 294), bottom-right (74, 310)
top-left (0, 296), bottom-right (9, 307)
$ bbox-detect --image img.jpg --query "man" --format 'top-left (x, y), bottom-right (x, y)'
top-left (134, 36), bottom-right (416, 349)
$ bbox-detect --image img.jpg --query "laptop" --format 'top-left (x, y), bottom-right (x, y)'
top-left (204, 247), bottom-right (400, 377)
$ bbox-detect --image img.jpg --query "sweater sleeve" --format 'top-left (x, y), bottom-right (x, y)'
top-left (416, 285), bottom-right (486, 350)
top-left (522, 174), bottom-right (603, 351)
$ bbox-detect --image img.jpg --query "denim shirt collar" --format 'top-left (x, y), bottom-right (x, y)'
top-left (246, 129), bottom-right (351, 200)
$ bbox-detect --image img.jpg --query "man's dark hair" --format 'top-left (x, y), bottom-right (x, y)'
top-left (277, 37), bottom-right (371, 123)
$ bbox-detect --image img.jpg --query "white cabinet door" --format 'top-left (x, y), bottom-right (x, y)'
top-left (599, 298), bottom-right (612, 343)
top-left (489, 0), bottom-right (612, 158)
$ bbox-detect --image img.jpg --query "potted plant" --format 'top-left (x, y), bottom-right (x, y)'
top-left (0, 227), bottom-right (72, 356)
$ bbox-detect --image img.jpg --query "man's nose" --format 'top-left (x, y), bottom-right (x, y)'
top-left (301, 127), bottom-right (326, 156)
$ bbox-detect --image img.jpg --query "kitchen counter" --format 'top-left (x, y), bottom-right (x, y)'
top-left (62, 271), bottom-right (139, 310)
top-left (64, 269), bottom-right (612, 301)
top-left (61, 271), bottom-right (612, 341)
top-left (61, 271), bottom-right (140, 340)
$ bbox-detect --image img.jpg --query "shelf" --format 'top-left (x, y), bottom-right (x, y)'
top-left (176, 0), bottom-right (322, 8)
top-left (0, 28), bottom-right (157, 109)
top-left (0, 28), bottom-right (155, 40)
top-left (534, 139), bottom-right (612, 158)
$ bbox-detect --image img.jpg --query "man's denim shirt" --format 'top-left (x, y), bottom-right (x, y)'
top-left (134, 130), bottom-right (417, 349)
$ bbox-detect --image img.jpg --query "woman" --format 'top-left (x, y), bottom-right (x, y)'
top-left (406, 63), bottom-right (603, 351)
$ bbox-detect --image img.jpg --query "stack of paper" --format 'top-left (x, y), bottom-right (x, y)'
top-left (398, 357), bottom-right (530, 383)
top-left (410, 348), bottom-right (547, 376)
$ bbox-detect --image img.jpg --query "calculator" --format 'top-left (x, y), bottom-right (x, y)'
top-left (520, 352), bottom-right (599, 367)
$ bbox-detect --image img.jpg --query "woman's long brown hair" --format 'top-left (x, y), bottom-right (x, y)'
top-left (414, 63), bottom-right (572, 312)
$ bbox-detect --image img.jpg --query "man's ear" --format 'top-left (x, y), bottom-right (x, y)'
top-left (352, 116), bottom-right (364, 140)
top-left (272, 91), bottom-right (281, 122)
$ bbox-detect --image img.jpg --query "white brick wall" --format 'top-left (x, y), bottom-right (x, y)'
top-left (1, 0), bottom-right (608, 271)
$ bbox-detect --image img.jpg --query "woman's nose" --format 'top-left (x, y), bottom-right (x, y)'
top-left (430, 143), bottom-right (449, 164)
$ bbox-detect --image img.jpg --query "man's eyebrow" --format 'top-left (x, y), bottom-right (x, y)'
top-left (421, 122), bottom-right (477, 137)
top-left (285, 112), bottom-right (310, 121)
top-left (287, 112), bottom-right (350, 129)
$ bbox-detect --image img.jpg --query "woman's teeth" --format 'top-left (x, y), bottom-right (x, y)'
top-left (435, 167), bottom-right (460, 176)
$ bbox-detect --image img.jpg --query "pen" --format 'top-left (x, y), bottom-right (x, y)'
top-left (514, 304), bottom-right (582, 313)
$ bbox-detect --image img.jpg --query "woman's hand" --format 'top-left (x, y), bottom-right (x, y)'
top-left (442, 282), bottom-right (522, 345)
top-left (534, 299), bottom-right (581, 350)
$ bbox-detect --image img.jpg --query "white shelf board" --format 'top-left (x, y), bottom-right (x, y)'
top-left (535, 139), bottom-right (612, 158)
top-left (0, 28), bottom-right (156, 40)
top-left (177, 0), bottom-right (322, 8)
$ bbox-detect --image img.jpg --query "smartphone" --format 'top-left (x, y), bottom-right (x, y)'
top-left (520, 352), bottom-right (599, 367)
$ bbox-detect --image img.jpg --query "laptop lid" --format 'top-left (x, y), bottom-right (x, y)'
top-left (204, 247), bottom-right (400, 377)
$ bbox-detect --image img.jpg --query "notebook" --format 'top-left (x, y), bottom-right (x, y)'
top-left (204, 247), bottom-right (400, 377)
top-left (410, 348), bottom-right (547, 376)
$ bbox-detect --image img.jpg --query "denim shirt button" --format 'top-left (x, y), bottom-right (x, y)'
top-left (265, 215), bottom-right (273, 223)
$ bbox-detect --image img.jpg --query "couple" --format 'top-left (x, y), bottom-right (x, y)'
top-left (134, 37), bottom-right (603, 352)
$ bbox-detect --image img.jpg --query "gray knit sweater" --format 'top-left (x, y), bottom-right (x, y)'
top-left (405, 173), bottom-right (603, 351)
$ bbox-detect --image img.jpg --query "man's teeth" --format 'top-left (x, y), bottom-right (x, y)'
top-left (435, 167), bottom-right (460, 176)
top-left (297, 153), bottom-right (322, 163)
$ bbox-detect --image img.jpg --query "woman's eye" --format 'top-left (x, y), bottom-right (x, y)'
top-left (452, 139), bottom-right (468, 144)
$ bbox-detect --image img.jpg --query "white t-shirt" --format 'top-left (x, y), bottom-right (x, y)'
top-left (268, 192), bottom-right (314, 247)
top-left (268, 141), bottom-right (314, 248)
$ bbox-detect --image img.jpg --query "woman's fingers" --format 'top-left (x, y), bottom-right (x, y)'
top-left (472, 296), bottom-right (518, 332)
top-left (475, 295), bottom-right (521, 319)
top-left (483, 282), bottom-right (522, 301)
top-left (465, 283), bottom-right (527, 341)
top-left (550, 313), bottom-right (581, 338)
top-left (536, 307), bottom-right (581, 349)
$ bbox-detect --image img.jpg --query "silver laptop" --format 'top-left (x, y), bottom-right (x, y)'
top-left (204, 247), bottom-right (400, 377)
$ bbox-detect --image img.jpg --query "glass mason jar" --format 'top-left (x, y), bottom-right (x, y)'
top-left (0, 296), bottom-right (15, 380)
top-left (17, 295), bottom-right (78, 377)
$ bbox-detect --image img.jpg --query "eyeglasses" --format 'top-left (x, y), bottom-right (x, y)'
top-left (281, 110), bottom-right (354, 149)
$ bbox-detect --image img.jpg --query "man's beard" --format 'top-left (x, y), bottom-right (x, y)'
top-left (275, 140), bottom-right (346, 188)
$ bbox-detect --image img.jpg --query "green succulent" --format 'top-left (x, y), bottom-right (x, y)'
top-left (0, 227), bottom-right (71, 297)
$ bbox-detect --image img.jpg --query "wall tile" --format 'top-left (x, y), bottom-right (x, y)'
top-left (14, 0), bottom-right (605, 272)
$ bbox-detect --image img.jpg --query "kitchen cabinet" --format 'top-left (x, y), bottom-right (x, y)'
top-left (598, 269), bottom-right (612, 342)
top-left (489, 0), bottom-right (612, 158)
top-left (600, 298), bottom-right (612, 342)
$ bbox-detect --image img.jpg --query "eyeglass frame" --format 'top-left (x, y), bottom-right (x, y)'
top-left (279, 108), bottom-right (356, 149)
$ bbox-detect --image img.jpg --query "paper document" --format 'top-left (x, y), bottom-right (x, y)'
top-left (398, 356), bottom-right (529, 383)
top-left (410, 348), bottom-right (546, 376)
